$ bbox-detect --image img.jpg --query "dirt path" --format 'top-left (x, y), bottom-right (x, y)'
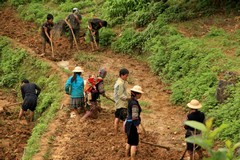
top-left (0, 7), bottom-right (187, 160)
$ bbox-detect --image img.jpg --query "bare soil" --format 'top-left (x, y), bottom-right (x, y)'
top-left (0, 7), bottom-right (191, 160)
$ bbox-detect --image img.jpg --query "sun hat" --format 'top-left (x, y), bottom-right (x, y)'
top-left (130, 85), bottom-right (144, 94)
top-left (187, 99), bottom-right (202, 109)
top-left (72, 66), bottom-right (84, 73)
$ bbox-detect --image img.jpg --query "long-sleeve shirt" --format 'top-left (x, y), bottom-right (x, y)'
top-left (21, 83), bottom-right (41, 99)
top-left (114, 77), bottom-right (128, 109)
top-left (184, 110), bottom-right (205, 137)
top-left (127, 98), bottom-right (142, 126)
top-left (65, 75), bottom-right (84, 98)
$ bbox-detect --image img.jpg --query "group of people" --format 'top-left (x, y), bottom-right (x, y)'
top-left (41, 7), bottom-right (108, 56)
top-left (17, 66), bottom-right (205, 160)
top-left (64, 66), bottom-right (145, 160)
top-left (64, 66), bottom-right (107, 120)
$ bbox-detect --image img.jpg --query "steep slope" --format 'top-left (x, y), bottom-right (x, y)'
top-left (0, 7), bottom-right (187, 160)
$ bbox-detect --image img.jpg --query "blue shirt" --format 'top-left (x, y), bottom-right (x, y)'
top-left (65, 75), bottom-right (84, 98)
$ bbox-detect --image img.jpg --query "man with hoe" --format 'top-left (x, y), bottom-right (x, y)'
top-left (41, 14), bottom-right (54, 56)
top-left (65, 8), bottom-right (82, 50)
top-left (88, 18), bottom-right (107, 51)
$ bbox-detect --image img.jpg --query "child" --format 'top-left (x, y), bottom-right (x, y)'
top-left (84, 75), bottom-right (97, 106)
top-left (41, 14), bottom-right (54, 56)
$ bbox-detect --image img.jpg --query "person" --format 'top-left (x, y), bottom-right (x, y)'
top-left (124, 85), bottom-right (144, 160)
top-left (41, 14), bottom-right (54, 56)
top-left (114, 68), bottom-right (129, 134)
top-left (81, 68), bottom-right (107, 121)
top-left (65, 8), bottom-right (82, 49)
top-left (65, 66), bottom-right (85, 118)
top-left (88, 18), bottom-right (107, 51)
top-left (184, 99), bottom-right (205, 160)
top-left (18, 79), bottom-right (41, 122)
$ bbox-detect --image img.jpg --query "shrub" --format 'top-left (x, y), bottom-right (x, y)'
top-left (99, 28), bottom-right (116, 47)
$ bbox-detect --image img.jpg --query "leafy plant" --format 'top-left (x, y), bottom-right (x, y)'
top-left (99, 28), bottom-right (116, 47)
top-left (185, 118), bottom-right (240, 160)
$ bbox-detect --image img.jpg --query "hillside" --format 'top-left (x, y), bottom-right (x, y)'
top-left (0, 0), bottom-right (240, 160)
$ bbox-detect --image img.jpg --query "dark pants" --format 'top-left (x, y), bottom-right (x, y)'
top-left (126, 123), bottom-right (139, 146)
top-left (69, 28), bottom-right (80, 48)
top-left (22, 95), bottom-right (38, 111)
top-left (89, 29), bottom-right (99, 44)
top-left (41, 34), bottom-right (52, 52)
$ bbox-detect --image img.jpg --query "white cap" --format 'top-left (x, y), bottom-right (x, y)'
top-left (73, 8), bottom-right (78, 12)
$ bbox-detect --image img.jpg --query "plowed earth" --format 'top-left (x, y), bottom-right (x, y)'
top-left (0, 7), bottom-right (188, 160)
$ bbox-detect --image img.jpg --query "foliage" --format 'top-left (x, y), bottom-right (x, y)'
top-left (185, 118), bottom-right (240, 160)
top-left (99, 28), bottom-right (116, 47)
top-left (58, 0), bottom-right (93, 12)
top-left (8, 0), bottom-right (29, 6)
top-left (206, 27), bottom-right (227, 37)
top-left (17, 3), bottom-right (48, 25)
top-left (111, 28), bottom-right (141, 54)
top-left (0, 37), bottom-right (27, 87)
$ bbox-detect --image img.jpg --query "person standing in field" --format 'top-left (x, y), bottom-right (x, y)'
top-left (18, 79), bottom-right (41, 122)
top-left (124, 85), bottom-right (144, 160)
top-left (65, 8), bottom-right (82, 50)
top-left (65, 66), bottom-right (85, 118)
top-left (114, 68), bottom-right (129, 134)
top-left (88, 18), bottom-right (107, 51)
top-left (81, 68), bottom-right (107, 121)
top-left (184, 99), bottom-right (205, 160)
top-left (41, 14), bottom-right (54, 56)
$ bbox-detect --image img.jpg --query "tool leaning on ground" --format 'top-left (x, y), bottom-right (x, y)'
top-left (4, 102), bottom-right (22, 107)
top-left (49, 36), bottom-right (54, 58)
top-left (104, 95), bottom-right (115, 103)
top-left (64, 20), bottom-right (79, 51)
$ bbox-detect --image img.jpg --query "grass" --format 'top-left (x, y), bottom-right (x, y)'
top-left (139, 100), bottom-right (152, 114)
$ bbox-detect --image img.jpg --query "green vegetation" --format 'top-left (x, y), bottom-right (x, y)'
top-left (0, 36), bottom-right (62, 160)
